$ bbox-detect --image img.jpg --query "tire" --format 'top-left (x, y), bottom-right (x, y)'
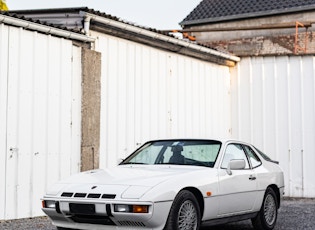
top-left (252, 187), bottom-right (278, 230)
top-left (164, 190), bottom-right (201, 230)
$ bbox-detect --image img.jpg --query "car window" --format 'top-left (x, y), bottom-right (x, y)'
top-left (128, 144), bottom-right (163, 164)
top-left (243, 145), bottom-right (262, 168)
top-left (122, 140), bottom-right (222, 167)
top-left (221, 144), bottom-right (250, 169)
top-left (163, 144), bottom-right (220, 164)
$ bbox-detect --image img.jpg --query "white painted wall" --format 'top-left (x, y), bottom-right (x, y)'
top-left (231, 56), bottom-right (315, 197)
top-left (0, 23), bottom-right (9, 221)
top-left (0, 24), bottom-right (82, 220)
top-left (93, 32), bottom-right (232, 168)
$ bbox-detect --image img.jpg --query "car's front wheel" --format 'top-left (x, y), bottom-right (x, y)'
top-left (252, 187), bottom-right (278, 230)
top-left (164, 190), bottom-right (201, 230)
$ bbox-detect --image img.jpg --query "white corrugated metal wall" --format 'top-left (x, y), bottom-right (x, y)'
top-left (2, 21), bottom-right (315, 224)
top-left (93, 33), bottom-right (232, 168)
top-left (231, 56), bottom-right (315, 197)
top-left (0, 24), bottom-right (82, 220)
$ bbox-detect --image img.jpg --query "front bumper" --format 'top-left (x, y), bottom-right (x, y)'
top-left (42, 198), bottom-right (172, 230)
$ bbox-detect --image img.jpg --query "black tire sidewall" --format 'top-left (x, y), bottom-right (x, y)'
top-left (164, 190), bottom-right (201, 230)
top-left (253, 187), bottom-right (278, 230)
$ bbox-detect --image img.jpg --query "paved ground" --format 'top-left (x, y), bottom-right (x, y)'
top-left (0, 198), bottom-right (314, 230)
top-left (202, 198), bottom-right (315, 230)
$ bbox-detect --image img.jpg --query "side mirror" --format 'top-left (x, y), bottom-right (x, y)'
top-left (226, 159), bottom-right (245, 175)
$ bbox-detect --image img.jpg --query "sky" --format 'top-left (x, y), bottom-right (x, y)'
top-left (7, 0), bottom-right (201, 30)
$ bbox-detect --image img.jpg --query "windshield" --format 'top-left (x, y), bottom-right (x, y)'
top-left (121, 140), bottom-right (222, 168)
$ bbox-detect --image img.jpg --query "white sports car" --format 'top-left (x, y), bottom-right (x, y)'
top-left (42, 139), bottom-right (284, 230)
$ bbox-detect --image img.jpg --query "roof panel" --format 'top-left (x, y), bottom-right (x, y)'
top-left (181, 0), bottom-right (315, 26)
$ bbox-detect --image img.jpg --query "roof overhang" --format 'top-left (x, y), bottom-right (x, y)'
top-left (0, 11), bottom-right (95, 43)
top-left (80, 11), bottom-right (239, 66)
top-left (10, 7), bottom-right (240, 67)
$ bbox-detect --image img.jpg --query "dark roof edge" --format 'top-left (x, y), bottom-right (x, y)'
top-left (9, 7), bottom-right (90, 14)
top-left (0, 11), bottom-right (94, 42)
top-left (180, 4), bottom-right (315, 26)
top-left (10, 7), bottom-right (169, 35)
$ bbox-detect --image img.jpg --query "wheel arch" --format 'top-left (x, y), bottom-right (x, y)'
top-left (268, 184), bottom-right (281, 208)
top-left (181, 187), bottom-right (204, 217)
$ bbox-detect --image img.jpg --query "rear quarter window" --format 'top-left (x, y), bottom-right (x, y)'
top-left (243, 145), bottom-right (262, 168)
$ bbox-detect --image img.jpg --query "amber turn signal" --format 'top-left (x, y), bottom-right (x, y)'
top-left (133, 205), bottom-right (149, 213)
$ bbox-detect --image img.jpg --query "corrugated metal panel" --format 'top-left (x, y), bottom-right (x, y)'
top-left (93, 33), bottom-right (231, 168)
top-left (70, 45), bottom-right (82, 175)
top-left (0, 24), bottom-right (9, 220)
top-left (0, 25), bottom-right (81, 220)
top-left (231, 56), bottom-right (315, 197)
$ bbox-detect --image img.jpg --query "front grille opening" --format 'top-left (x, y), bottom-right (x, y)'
top-left (118, 220), bottom-right (146, 227)
top-left (87, 193), bottom-right (101, 198)
top-left (61, 192), bottom-right (73, 197)
top-left (71, 215), bottom-right (115, 226)
top-left (55, 201), bottom-right (61, 214)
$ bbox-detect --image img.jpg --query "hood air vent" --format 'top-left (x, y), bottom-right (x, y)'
top-left (74, 193), bottom-right (87, 198)
top-left (87, 193), bottom-right (101, 198)
top-left (61, 192), bottom-right (73, 197)
top-left (102, 194), bottom-right (116, 199)
top-left (61, 192), bottom-right (116, 199)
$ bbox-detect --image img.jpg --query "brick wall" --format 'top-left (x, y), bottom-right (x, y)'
top-left (203, 32), bottom-right (315, 56)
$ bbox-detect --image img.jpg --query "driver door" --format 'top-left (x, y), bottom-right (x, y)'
top-left (218, 143), bottom-right (258, 216)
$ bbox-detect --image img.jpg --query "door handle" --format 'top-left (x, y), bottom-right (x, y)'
top-left (249, 175), bottom-right (256, 180)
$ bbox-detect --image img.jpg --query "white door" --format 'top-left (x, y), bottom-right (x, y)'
top-left (218, 143), bottom-right (257, 216)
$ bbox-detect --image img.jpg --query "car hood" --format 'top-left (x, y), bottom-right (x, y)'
top-left (61, 165), bottom-right (210, 186)
top-left (46, 165), bottom-right (215, 199)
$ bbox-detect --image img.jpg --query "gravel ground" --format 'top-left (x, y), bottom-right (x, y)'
top-left (0, 198), bottom-right (314, 230)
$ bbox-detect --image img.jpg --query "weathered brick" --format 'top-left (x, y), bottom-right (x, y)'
top-left (203, 32), bottom-right (315, 56)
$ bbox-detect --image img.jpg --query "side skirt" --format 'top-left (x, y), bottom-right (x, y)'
top-left (201, 212), bottom-right (258, 227)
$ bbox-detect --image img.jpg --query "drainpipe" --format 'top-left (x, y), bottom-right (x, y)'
top-left (79, 11), bottom-right (240, 63)
top-left (83, 15), bottom-right (91, 35)
top-left (0, 14), bottom-right (95, 43)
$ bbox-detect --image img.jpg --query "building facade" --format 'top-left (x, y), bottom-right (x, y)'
top-left (180, 0), bottom-right (315, 56)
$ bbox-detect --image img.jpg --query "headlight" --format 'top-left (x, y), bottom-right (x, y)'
top-left (114, 204), bottom-right (149, 213)
top-left (42, 200), bottom-right (56, 209)
top-left (42, 200), bottom-right (61, 213)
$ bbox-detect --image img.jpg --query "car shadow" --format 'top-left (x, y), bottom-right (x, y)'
top-left (201, 220), bottom-right (253, 230)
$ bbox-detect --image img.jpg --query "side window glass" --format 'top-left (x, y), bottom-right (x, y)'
top-left (221, 144), bottom-right (250, 169)
top-left (243, 145), bottom-right (262, 168)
